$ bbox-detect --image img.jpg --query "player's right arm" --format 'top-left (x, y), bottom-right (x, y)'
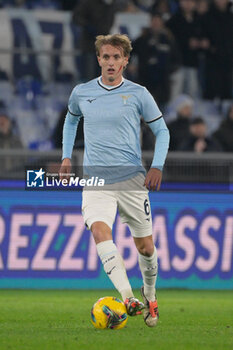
top-left (59, 87), bottom-right (82, 180)
top-left (59, 111), bottom-right (80, 180)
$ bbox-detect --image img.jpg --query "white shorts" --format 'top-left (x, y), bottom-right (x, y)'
top-left (82, 174), bottom-right (152, 238)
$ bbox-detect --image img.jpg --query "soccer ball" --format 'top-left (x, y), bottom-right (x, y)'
top-left (91, 296), bottom-right (128, 330)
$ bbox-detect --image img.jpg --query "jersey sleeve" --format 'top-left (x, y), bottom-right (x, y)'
top-left (68, 86), bottom-right (82, 117)
top-left (148, 118), bottom-right (170, 171)
top-left (140, 87), bottom-right (162, 123)
top-left (62, 111), bottom-right (80, 160)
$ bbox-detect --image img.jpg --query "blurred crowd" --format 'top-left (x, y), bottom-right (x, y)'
top-left (70, 0), bottom-right (233, 103)
top-left (0, 0), bottom-right (233, 156)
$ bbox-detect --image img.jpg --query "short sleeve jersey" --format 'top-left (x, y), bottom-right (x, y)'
top-left (68, 77), bottom-right (161, 169)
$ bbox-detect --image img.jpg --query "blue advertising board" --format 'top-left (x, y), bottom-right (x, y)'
top-left (0, 181), bottom-right (232, 289)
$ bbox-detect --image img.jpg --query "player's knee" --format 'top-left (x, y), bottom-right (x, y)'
top-left (139, 247), bottom-right (154, 257)
top-left (136, 243), bottom-right (154, 257)
top-left (91, 221), bottom-right (112, 244)
top-left (134, 236), bottom-right (154, 257)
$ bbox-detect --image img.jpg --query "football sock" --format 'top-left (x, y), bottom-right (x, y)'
top-left (138, 247), bottom-right (158, 301)
top-left (96, 240), bottom-right (134, 301)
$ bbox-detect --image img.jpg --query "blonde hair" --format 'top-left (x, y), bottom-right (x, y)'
top-left (95, 34), bottom-right (132, 57)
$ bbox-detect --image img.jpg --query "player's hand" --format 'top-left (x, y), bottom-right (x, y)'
top-left (59, 158), bottom-right (72, 180)
top-left (144, 168), bottom-right (162, 191)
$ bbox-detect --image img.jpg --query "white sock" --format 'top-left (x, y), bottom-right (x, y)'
top-left (96, 240), bottom-right (134, 301)
top-left (138, 247), bottom-right (158, 301)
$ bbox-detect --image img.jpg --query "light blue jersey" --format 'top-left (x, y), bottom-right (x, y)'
top-left (63, 77), bottom-right (169, 182)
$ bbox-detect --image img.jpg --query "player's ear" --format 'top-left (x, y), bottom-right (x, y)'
top-left (123, 56), bottom-right (129, 68)
top-left (97, 55), bottom-right (102, 67)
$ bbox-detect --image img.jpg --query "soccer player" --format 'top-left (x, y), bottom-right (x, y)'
top-left (60, 34), bottom-right (170, 327)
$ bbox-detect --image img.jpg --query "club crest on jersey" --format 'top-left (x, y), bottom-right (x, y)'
top-left (121, 95), bottom-right (132, 105)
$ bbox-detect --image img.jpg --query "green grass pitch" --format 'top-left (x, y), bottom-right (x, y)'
top-left (0, 289), bottom-right (232, 350)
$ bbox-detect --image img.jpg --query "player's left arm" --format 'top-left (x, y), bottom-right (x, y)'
top-left (144, 117), bottom-right (170, 191)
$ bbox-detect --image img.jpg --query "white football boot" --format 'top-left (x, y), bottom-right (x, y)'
top-left (140, 286), bottom-right (159, 327)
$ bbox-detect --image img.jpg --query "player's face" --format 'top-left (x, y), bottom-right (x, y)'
top-left (97, 44), bottom-right (128, 86)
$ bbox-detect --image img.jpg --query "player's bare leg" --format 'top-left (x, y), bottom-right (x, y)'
top-left (92, 221), bottom-right (144, 316)
top-left (134, 235), bottom-right (159, 327)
